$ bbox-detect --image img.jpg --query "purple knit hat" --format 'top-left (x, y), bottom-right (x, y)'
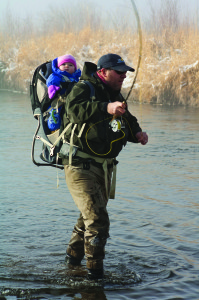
top-left (57, 54), bottom-right (77, 70)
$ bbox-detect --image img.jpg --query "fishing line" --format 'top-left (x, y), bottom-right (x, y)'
top-left (85, 117), bottom-right (125, 156)
top-left (85, 116), bottom-right (137, 156)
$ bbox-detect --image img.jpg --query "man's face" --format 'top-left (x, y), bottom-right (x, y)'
top-left (103, 69), bottom-right (127, 91)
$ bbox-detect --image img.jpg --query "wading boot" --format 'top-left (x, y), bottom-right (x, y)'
top-left (87, 268), bottom-right (104, 280)
top-left (65, 254), bottom-right (82, 266)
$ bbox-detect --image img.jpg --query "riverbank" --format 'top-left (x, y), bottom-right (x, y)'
top-left (0, 27), bottom-right (199, 106)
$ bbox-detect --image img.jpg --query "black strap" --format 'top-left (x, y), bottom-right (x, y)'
top-left (83, 80), bottom-right (95, 100)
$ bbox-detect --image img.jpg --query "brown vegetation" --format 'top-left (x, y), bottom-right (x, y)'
top-left (0, 0), bottom-right (199, 106)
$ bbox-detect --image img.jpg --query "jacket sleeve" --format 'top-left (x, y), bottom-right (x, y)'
top-left (123, 109), bottom-right (142, 143)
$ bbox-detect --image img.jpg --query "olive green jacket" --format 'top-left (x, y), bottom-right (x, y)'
top-left (62, 62), bottom-right (142, 159)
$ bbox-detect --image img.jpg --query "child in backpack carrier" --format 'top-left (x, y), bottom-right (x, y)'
top-left (46, 54), bottom-right (81, 132)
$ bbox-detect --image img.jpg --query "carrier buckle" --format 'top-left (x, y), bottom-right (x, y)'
top-left (50, 146), bottom-right (55, 156)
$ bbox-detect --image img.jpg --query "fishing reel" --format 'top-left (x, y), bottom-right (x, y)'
top-left (109, 119), bottom-right (125, 132)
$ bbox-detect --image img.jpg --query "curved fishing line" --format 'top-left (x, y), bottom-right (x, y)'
top-left (85, 116), bottom-right (137, 156)
top-left (85, 117), bottom-right (125, 156)
top-left (125, 0), bottom-right (142, 102)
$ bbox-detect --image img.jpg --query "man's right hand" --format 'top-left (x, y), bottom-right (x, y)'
top-left (107, 102), bottom-right (126, 116)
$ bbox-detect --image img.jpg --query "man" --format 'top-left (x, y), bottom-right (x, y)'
top-left (61, 53), bottom-right (148, 280)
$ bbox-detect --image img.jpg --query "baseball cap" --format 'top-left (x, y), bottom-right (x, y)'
top-left (97, 53), bottom-right (135, 72)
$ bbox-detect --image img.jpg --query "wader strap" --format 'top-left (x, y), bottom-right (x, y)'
top-left (102, 160), bottom-right (108, 199)
top-left (69, 124), bottom-right (77, 165)
top-left (103, 159), bottom-right (117, 200)
top-left (109, 163), bottom-right (117, 199)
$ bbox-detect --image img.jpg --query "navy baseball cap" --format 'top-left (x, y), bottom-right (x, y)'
top-left (97, 53), bottom-right (135, 72)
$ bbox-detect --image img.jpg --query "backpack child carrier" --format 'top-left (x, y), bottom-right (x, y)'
top-left (30, 60), bottom-right (94, 169)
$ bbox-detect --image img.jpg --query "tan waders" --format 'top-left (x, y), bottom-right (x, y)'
top-left (64, 161), bottom-right (114, 273)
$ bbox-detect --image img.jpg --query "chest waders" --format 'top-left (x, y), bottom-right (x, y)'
top-left (65, 121), bottom-right (117, 199)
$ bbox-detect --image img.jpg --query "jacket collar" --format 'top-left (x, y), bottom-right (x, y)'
top-left (81, 61), bottom-right (121, 101)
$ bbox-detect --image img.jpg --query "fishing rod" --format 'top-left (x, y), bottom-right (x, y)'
top-left (111, 0), bottom-right (142, 124)
top-left (125, 0), bottom-right (142, 102)
top-left (86, 0), bottom-right (144, 156)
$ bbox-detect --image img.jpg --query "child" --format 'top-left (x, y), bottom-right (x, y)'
top-left (47, 54), bottom-right (81, 99)
top-left (46, 54), bottom-right (81, 132)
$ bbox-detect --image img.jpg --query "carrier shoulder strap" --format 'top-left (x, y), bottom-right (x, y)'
top-left (82, 80), bottom-right (96, 101)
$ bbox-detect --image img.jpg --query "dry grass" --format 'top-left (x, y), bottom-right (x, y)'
top-left (0, 26), bottom-right (199, 106)
top-left (132, 28), bottom-right (199, 106)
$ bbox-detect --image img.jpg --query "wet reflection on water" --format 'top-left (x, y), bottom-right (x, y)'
top-left (0, 91), bottom-right (199, 299)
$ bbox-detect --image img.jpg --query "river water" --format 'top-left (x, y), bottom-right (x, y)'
top-left (0, 90), bottom-right (199, 300)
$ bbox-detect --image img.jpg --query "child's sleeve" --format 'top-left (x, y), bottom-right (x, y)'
top-left (46, 73), bottom-right (61, 99)
top-left (48, 85), bottom-right (60, 99)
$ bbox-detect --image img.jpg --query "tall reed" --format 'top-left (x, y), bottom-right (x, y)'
top-left (0, 0), bottom-right (198, 106)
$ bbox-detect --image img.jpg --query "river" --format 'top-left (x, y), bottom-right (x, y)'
top-left (0, 90), bottom-right (199, 300)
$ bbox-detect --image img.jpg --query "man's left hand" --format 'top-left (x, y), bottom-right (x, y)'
top-left (136, 132), bottom-right (148, 145)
